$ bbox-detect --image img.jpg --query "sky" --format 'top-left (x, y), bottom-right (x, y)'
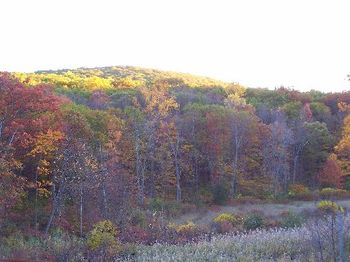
top-left (1, 0), bottom-right (349, 92)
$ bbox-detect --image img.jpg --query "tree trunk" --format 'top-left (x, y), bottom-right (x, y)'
top-left (135, 138), bottom-right (144, 206)
top-left (171, 132), bottom-right (182, 202)
top-left (175, 154), bottom-right (181, 202)
top-left (34, 169), bottom-right (39, 231)
top-left (79, 183), bottom-right (83, 237)
top-left (231, 126), bottom-right (240, 196)
top-left (45, 182), bottom-right (64, 234)
top-left (292, 155), bottom-right (298, 184)
top-left (102, 182), bottom-right (108, 218)
top-left (0, 119), bottom-right (3, 138)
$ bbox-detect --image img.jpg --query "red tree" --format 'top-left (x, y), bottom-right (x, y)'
top-left (318, 154), bottom-right (343, 188)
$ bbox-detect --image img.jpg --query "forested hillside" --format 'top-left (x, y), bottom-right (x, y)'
top-left (1, 66), bottom-right (350, 260)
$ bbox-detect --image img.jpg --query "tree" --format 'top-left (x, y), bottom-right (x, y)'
top-left (28, 129), bottom-right (64, 230)
top-left (229, 110), bottom-right (254, 196)
top-left (335, 107), bottom-right (350, 187)
top-left (0, 73), bottom-right (65, 230)
top-left (318, 154), bottom-right (343, 189)
top-left (164, 118), bottom-right (183, 202)
top-left (302, 121), bottom-right (333, 187)
top-left (263, 116), bottom-right (293, 194)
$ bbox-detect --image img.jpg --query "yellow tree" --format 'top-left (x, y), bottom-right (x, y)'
top-left (28, 129), bottom-right (64, 230)
top-left (335, 103), bottom-right (350, 187)
top-left (335, 115), bottom-right (350, 176)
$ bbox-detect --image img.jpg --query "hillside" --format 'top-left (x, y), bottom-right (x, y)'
top-left (1, 66), bottom-right (350, 260)
top-left (35, 66), bottom-right (230, 88)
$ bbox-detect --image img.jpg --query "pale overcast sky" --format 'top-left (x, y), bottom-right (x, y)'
top-left (1, 0), bottom-right (349, 92)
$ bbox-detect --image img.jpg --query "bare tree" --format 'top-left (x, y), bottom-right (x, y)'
top-left (263, 116), bottom-right (293, 195)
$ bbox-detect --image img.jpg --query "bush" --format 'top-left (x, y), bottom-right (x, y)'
top-left (176, 221), bottom-right (197, 234)
top-left (197, 187), bottom-right (213, 205)
top-left (213, 213), bottom-right (239, 225)
top-left (120, 225), bottom-right (151, 244)
top-left (319, 188), bottom-right (349, 199)
top-left (129, 210), bottom-right (146, 227)
top-left (148, 198), bottom-right (165, 212)
top-left (164, 200), bottom-right (182, 217)
top-left (212, 213), bottom-right (241, 233)
top-left (288, 184), bottom-right (310, 195)
top-left (243, 212), bottom-right (264, 230)
top-left (167, 221), bottom-right (200, 242)
top-left (212, 221), bottom-right (235, 234)
top-left (232, 195), bottom-right (261, 205)
top-left (169, 221), bottom-right (197, 235)
top-left (0, 230), bottom-right (84, 261)
top-left (212, 183), bottom-right (229, 205)
top-left (280, 211), bottom-right (304, 228)
top-left (317, 200), bottom-right (344, 214)
top-left (87, 220), bottom-right (119, 251)
top-left (288, 184), bottom-right (311, 200)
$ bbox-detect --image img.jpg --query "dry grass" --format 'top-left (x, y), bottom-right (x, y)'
top-left (172, 199), bottom-right (350, 225)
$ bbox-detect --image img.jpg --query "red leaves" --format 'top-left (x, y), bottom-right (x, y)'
top-left (318, 154), bottom-right (343, 189)
top-left (0, 74), bottom-right (66, 151)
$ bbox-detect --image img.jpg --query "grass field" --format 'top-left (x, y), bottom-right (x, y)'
top-left (129, 214), bottom-right (350, 261)
top-left (173, 199), bottom-right (350, 226)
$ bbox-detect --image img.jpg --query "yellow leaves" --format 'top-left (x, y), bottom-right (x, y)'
top-left (168, 221), bottom-right (197, 234)
top-left (213, 213), bottom-right (238, 225)
top-left (29, 129), bottom-right (64, 157)
top-left (27, 129), bottom-right (64, 182)
top-left (87, 220), bottom-right (119, 251)
top-left (225, 93), bottom-right (246, 108)
top-left (113, 77), bottom-right (144, 88)
top-left (335, 115), bottom-right (350, 176)
top-left (328, 153), bottom-right (338, 161)
top-left (158, 97), bottom-right (179, 117)
top-left (85, 157), bottom-right (99, 171)
top-left (181, 144), bottom-right (193, 152)
top-left (141, 86), bottom-right (179, 118)
top-left (84, 76), bottom-right (113, 90)
top-left (335, 115), bottom-right (350, 157)
top-left (224, 83), bottom-right (246, 97)
top-left (37, 159), bottom-right (50, 176)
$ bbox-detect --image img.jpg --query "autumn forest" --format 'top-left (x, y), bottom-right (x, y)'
top-left (1, 66), bottom-right (350, 260)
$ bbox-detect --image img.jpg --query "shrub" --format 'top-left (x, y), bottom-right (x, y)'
top-left (168, 221), bottom-right (197, 235)
top-left (120, 225), bottom-right (151, 244)
top-left (213, 213), bottom-right (238, 225)
top-left (288, 184), bottom-right (310, 195)
top-left (232, 195), bottom-right (262, 205)
top-left (87, 220), bottom-right (119, 251)
top-left (176, 221), bottom-right (197, 234)
top-left (243, 212), bottom-right (264, 230)
top-left (274, 192), bottom-right (289, 201)
top-left (317, 200), bottom-right (344, 214)
top-left (212, 213), bottom-right (241, 233)
top-left (46, 229), bottom-right (84, 261)
top-left (164, 200), bottom-right (182, 217)
top-left (148, 198), bottom-right (165, 212)
top-left (0, 230), bottom-right (84, 261)
top-left (211, 183), bottom-right (229, 205)
top-left (213, 221), bottom-right (235, 234)
top-left (238, 179), bottom-right (272, 199)
top-left (129, 210), bottom-right (146, 227)
top-left (180, 203), bottom-right (197, 214)
top-left (319, 188), bottom-right (349, 199)
top-left (280, 211), bottom-right (304, 228)
top-left (288, 184), bottom-right (311, 200)
top-left (167, 221), bottom-right (200, 242)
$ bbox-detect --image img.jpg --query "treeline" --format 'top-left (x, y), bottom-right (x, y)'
top-left (1, 67), bottom-right (350, 234)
